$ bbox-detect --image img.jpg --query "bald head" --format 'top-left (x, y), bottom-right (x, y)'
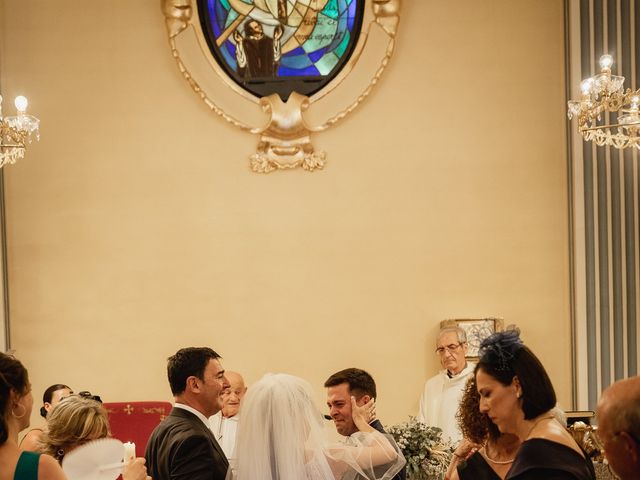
top-left (221, 371), bottom-right (247, 418)
top-left (597, 376), bottom-right (640, 480)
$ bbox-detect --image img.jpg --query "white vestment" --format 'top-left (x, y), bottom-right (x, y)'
top-left (417, 362), bottom-right (475, 444)
top-left (209, 412), bottom-right (239, 460)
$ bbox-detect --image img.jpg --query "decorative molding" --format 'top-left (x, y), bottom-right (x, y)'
top-left (161, 0), bottom-right (400, 172)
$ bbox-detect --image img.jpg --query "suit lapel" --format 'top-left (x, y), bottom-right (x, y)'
top-left (169, 407), bottom-right (228, 464)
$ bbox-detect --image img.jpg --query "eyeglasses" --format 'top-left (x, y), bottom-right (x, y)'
top-left (435, 343), bottom-right (464, 355)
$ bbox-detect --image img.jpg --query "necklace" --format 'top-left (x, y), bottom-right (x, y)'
top-left (482, 446), bottom-right (515, 465)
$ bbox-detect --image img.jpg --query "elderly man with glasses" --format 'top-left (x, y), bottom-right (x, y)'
top-left (417, 326), bottom-right (474, 444)
top-left (596, 376), bottom-right (640, 480)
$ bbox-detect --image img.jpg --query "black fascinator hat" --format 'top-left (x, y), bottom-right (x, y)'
top-left (478, 329), bottom-right (524, 374)
top-left (475, 329), bottom-right (557, 420)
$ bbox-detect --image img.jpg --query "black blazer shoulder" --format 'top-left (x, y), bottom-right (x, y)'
top-left (145, 407), bottom-right (228, 480)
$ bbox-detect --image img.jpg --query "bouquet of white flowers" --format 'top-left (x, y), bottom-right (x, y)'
top-left (387, 418), bottom-right (454, 480)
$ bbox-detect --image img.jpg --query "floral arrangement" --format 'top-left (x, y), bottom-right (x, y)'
top-left (387, 417), bottom-right (454, 480)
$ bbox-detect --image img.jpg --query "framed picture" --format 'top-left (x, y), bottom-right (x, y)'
top-left (440, 318), bottom-right (504, 360)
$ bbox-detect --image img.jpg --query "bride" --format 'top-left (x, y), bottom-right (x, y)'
top-left (229, 373), bottom-right (405, 480)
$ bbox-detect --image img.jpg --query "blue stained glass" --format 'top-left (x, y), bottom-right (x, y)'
top-left (347, 0), bottom-right (356, 29)
top-left (334, 30), bottom-right (350, 57)
top-left (221, 41), bottom-right (237, 69)
top-left (199, 0), bottom-right (364, 97)
top-left (225, 9), bottom-right (239, 29)
top-left (281, 54), bottom-right (313, 69)
top-left (302, 12), bottom-right (336, 53)
top-left (225, 41), bottom-right (236, 58)
top-left (308, 48), bottom-right (326, 63)
top-left (278, 64), bottom-right (320, 77)
top-left (337, 10), bottom-right (347, 35)
top-left (326, 5), bottom-right (349, 52)
top-left (287, 46), bottom-right (307, 57)
top-left (315, 51), bottom-right (339, 75)
top-left (322, 0), bottom-right (339, 20)
top-left (212, 0), bottom-right (227, 37)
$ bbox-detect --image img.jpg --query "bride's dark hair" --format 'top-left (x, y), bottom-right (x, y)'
top-left (476, 330), bottom-right (557, 420)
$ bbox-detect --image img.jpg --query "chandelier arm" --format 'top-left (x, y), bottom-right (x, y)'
top-left (580, 121), bottom-right (640, 131)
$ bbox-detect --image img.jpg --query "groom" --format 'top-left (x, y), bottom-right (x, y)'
top-left (145, 347), bottom-right (230, 480)
top-left (325, 368), bottom-right (406, 480)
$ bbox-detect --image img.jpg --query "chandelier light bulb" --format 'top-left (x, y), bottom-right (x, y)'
top-left (14, 95), bottom-right (28, 113)
top-left (581, 78), bottom-right (594, 95)
top-left (599, 54), bottom-right (614, 70)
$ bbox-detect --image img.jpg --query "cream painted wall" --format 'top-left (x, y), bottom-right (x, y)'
top-left (0, 0), bottom-right (570, 432)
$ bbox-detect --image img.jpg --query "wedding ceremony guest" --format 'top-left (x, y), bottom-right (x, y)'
top-left (325, 368), bottom-right (406, 480)
top-left (417, 326), bottom-right (475, 444)
top-left (39, 394), bottom-right (150, 480)
top-left (446, 376), bottom-right (520, 480)
top-left (232, 373), bottom-right (405, 480)
top-left (0, 352), bottom-right (66, 480)
top-left (475, 330), bottom-right (595, 479)
top-left (19, 384), bottom-right (73, 452)
top-left (595, 376), bottom-right (640, 480)
top-left (145, 347), bottom-right (230, 480)
top-left (209, 371), bottom-right (246, 459)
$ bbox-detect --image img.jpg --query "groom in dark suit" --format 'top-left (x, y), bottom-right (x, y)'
top-left (145, 347), bottom-right (230, 480)
top-left (325, 368), bottom-right (407, 480)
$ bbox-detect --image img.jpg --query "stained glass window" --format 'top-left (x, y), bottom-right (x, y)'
top-left (197, 0), bottom-right (365, 100)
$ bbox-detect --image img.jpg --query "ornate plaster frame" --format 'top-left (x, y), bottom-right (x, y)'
top-left (161, 0), bottom-right (401, 172)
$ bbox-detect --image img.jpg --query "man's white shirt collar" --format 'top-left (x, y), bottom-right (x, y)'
top-left (174, 402), bottom-right (211, 428)
top-left (444, 361), bottom-right (475, 381)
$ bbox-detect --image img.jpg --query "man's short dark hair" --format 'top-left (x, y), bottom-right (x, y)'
top-left (324, 368), bottom-right (377, 399)
top-left (167, 347), bottom-right (221, 396)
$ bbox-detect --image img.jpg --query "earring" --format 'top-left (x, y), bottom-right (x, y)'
top-left (56, 449), bottom-right (65, 460)
top-left (11, 404), bottom-right (26, 419)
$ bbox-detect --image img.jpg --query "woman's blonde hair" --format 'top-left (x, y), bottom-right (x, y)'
top-left (39, 395), bottom-right (110, 462)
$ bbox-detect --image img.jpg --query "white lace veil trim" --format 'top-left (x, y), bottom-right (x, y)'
top-left (230, 373), bottom-right (405, 480)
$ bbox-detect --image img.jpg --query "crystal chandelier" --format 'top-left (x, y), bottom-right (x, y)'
top-left (567, 54), bottom-right (640, 150)
top-left (0, 95), bottom-right (40, 167)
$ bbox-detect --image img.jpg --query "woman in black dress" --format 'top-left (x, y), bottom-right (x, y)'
top-left (446, 376), bottom-right (520, 480)
top-left (474, 331), bottom-right (595, 480)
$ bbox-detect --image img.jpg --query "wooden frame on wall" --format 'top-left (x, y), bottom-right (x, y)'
top-left (439, 318), bottom-right (504, 360)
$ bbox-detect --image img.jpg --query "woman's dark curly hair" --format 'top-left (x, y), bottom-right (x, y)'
top-left (0, 353), bottom-right (29, 444)
top-left (456, 376), bottom-right (500, 444)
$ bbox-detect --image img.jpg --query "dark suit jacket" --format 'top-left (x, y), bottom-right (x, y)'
top-left (144, 407), bottom-right (228, 480)
top-left (370, 419), bottom-right (407, 480)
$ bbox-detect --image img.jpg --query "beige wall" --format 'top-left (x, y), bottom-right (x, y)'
top-left (1, 0), bottom-right (569, 430)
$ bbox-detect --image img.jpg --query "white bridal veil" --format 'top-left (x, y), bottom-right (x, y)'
top-left (230, 373), bottom-right (405, 480)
